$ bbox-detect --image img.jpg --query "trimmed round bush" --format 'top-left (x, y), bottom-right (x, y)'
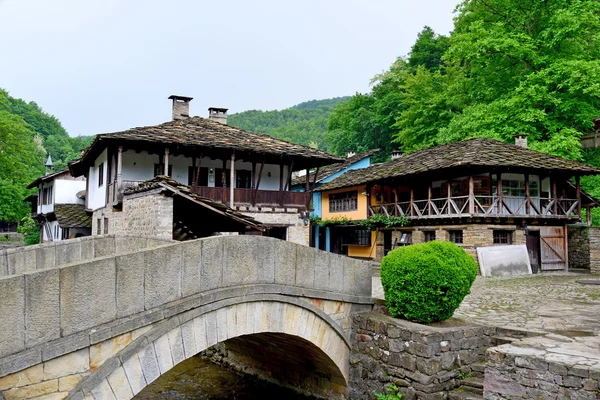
top-left (380, 240), bottom-right (478, 323)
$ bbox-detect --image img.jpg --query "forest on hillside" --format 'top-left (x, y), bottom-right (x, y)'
top-left (228, 97), bottom-right (349, 152)
top-left (0, 89), bottom-right (93, 221)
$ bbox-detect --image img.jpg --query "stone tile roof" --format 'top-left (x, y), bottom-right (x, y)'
top-left (124, 176), bottom-right (263, 230)
top-left (318, 138), bottom-right (600, 191)
top-left (54, 204), bottom-right (92, 229)
top-left (291, 149), bottom-right (379, 186)
top-left (70, 117), bottom-right (343, 175)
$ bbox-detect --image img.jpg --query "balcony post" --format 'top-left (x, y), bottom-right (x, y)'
top-left (253, 158), bottom-right (265, 206)
top-left (525, 174), bottom-right (531, 215)
top-left (163, 148), bottom-right (169, 176)
top-left (552, 179), bottom-right (558, 215)
top-left (428, 185), bottom-right (432, 216)
top-left (497, 173), bottom-right (503, 215)
top-left (251, 162), bottom-right (256, 189)
top-left (305, 168), bottom-right (310, 208)
top-left (393, 189), bottom-right (399, 217)
top-left (279, 164), bottom-right (284, 206)
top-left (447, 182), bottom-right (451, 215)
top-left (576, 175), bottom-right (581, 217)
top-left (116, 146), bottom-right (123, 203)
top-left (410, 187), bottom-right (414, 217)
top-left (230, 152), bottom-right (235, 208)
top-left (468, 176), bottom-right (475, 214)
top-left (195, 154), bottom-right (202, 188)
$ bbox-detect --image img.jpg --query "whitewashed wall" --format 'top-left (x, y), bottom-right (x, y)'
top-left (54, 180), bottom-right (86, 204)
top-left (88, 149), bottom-right (108, 211)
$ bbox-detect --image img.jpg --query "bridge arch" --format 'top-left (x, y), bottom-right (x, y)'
top-left (67, 295), bottom-right (350, 400)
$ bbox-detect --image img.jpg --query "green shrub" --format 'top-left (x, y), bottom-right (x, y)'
top-left (380, 240), bottom-right (478, 323)
top-left (18, 215), bottom-right (40, 246)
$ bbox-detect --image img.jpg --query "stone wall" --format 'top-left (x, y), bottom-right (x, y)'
top-left (349, 312), bottom-right (496, 399)
top-left (376, 224), bottom-right (526, 264)
top-left (589, 227), bottom-right (600, 274)
top-left (568, 225), bottom-right (590, 269)
top-left (485, 335), bottom-right (600, 399)
top-left (242, 209), bottom-right (309, 246)
top-left (92, 192), bottom-right (174, 240)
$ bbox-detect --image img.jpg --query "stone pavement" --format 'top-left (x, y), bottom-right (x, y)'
top-left (373, 272), bottom-right (600, 335)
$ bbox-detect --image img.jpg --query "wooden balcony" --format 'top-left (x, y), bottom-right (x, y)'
top-left (369, 195), bottom-right (581, 220)
top-left (107, 180), bottom-right (307, 210)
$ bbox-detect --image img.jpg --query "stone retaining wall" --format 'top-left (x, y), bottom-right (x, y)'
top-left (0, 235), bottom-right (171, 277)
top-left (589, 227), bottom-right (600, 274)
top-left (349, 312), bottom-right (497, 399)
top-left (485, 335), bottom-right (600, 399)
top-left (568, 225), bottom-right (590, 269)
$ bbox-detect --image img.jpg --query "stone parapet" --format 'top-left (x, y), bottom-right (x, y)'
top-left (568, 224), bottom-right (590, 269)
top-left (589, 227), bottom-right (600, 274)
top-left (485, 335), bottom-right (600, 399)
top-left (349, 311), bottom-right (497, 399)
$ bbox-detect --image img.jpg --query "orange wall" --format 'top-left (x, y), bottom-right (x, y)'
top-left (348, 231), bottom-right (377, 259)
top-left (321, 185), bottom-right (368, 221)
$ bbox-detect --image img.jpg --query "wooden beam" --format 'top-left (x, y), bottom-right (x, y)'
top-left (163, 148), bottom-right (169, 176)
top-left (393, 189), bottom-right (399, 217)
top-left (195, 153), bottom-right (203, 188)
top-left (525, 173), bottom-right (531, 215)
top-left (253, 158), bottom-right (265, 206)
top-left (576, 175), bottom-right (581, 217)
top-left (117, 146), bottom-right (123, 204)
top-left (447, 181), bottom-right (451, 215)
top-left (410, 187), bottom-right (414, 217)
top-left (468, 176), bottom-right (475, 214)
top-left (428, 184), bottom-right (432, 216)
top-left (497, 173), bottom-right (503, 215)
top-left (230, 152), bottom-right (235, 208)
top-left (251, 162), bottom-right (256, 189)
top-left (279, 164), bottom-right (284, 191)
top-left (284, 161), bottom-right (294, 191)
top-left (305, 168), bottom-right (310, 208)
top-left (552, 179), bottom-right (558, 215)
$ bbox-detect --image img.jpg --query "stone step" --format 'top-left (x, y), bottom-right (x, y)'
top-left (448, 389), bottom-right (483, 400)
top-left (492, 335), bottom-right (519, 346)
top-left (461, 377), bottom-right (484, 395)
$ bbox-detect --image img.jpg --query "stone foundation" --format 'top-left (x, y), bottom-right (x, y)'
top-left (589, 227), bottom-right (600, 274)
top-left (349, 312), bottom-right (497, 399)
top-left (568, 225), bottom-right (590, 269)
top-left (242, 211), bottom-right (309, 246)
top-left (485, 335), bottom-right (600, 399)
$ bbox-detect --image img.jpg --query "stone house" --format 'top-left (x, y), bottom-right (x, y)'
top-left (68, 95), bottom-right (341, 244)
top-left (316, 136), bottom-right (600, 270)
top-left (25, 167), bottom-right (91, 242)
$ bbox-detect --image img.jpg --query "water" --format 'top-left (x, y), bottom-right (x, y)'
top-left (135, 356), bottom-right (316, 399)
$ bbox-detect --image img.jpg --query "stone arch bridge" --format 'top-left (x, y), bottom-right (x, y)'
top-left (0, 235), bottom-right (372, 399)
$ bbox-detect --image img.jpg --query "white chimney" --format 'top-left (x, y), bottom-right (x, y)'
top-left (208, 107), bottom-right (228, 124)
top-left (514, 134), bottom-right (528, 148)
top-left (391, 150), bottom-right (403, 160)
top-left (168, 95), bottom-right (193, 120)
top-left (347, 151), bottom-right (356, 158)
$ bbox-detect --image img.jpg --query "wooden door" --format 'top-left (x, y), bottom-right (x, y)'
top-left (540, 226), bottom-right (567, 270)
top-left (526, 231), bottom-right (541, 273)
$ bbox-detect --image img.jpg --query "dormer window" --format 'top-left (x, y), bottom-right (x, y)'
top-left (98, 163), bottom-right (104, 187)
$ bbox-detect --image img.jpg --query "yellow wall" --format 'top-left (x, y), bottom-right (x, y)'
top-left (321, 185), bottom-right (368, 221)
top-left (348, 231), bottom-right (377, 259)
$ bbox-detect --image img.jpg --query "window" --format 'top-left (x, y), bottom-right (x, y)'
top-left (154, 164), bottom-right (173, 177)
top-left (344, 229), bottom-right (371, 246)
top-left (449, 230), bottom-right (463, 244)
top-left (493, 179), bottom-right (539, 197)
top-left (398, 232), bottom-right (412, 246)
top-left (98, 163), bottom-right (104, 187)
top-left (424, 231), bottom-right (436, 242)
top-left (215, 168), bottom-right (231, 187)
top-left (329, 191), bottom-right (358, 212)
top-left (236, 170), bottom-right (252, 189)
top-left (104, 218), bottom-right (109, 235)
top-left (493, 230), bottom-right (513, 244)
top-left (97, 219), bottom-right (101, 235)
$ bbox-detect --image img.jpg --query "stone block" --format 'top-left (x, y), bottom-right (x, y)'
top-left (116, 252), bottom-right (145, 318)
top-left (90, 378), bottom-right (117, 400)
top-left (181, 240), bottom-right (202, 297)
top-left (59, 373), bottom-right (86, 392)
top-left (274, 239), bottom-right (296, 286)
top-left (295, 244), bottom-right (315, 288)
top-left (60, 259), bottom-right (117, 336)
top-left (25, 268), bottom-right (60, 347)
top-left (144, 245), bottom-right (182, 310)
top-left (256, 237), bottom-right (275, 283)
top-left (355, 259), bottom-right (372, 296)
top-left (36, 245), bottom-right (56, 270)
top-left (138, 344), bottom-right (160, 384)
top-left (115, 236), bottom-right (147, 255)
top-left (94, 236), bottom-right (116, 258)
top-left (0, 364), bottom-right (43, 391)
top-left (43, 349), bottom-right (89, 380)
top-left (313, 251), bottom-right (330, 291)
top-left (342, 257), bottom-right (357, 294)
top-left (2, 379), bottom-right (58, 400)
top-left (180, 320), bottom-right (197, 359)
top-left (167, 328), bottom-right (185, 365)
top-left (0, 250), bottom-right (7, 276)
top-left (328, 254), bottom-right (344, 293)
top-left (42, 332), bottom-right (90, 361)
top-left (0, 275), bottom-right (25, 357)
top-left (7, 248), bottom-right (36, 275)
top-left (153, 335), bottom-right (173, 374)
top-left (90, 333), bottom-right (133, 372)
top-left (222, 236), bottom-right (258, 286)
top-left (0, 348), bottom-right (41, 378)
top-left (122, 355), bottom-right (146, 395)
top-left (200, 239), bottom-right (223, 291)
top-left (55, 240), bottom-right (82, 267)
top-left (106, 366), bottom-right (134, 399)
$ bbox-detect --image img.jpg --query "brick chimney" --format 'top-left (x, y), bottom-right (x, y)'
top-left (208, 107), bottom-right (228, 124)
top-left (514, 134), bottom-right (528, 148)
top-left (168, 95), bottom-right (193, 120)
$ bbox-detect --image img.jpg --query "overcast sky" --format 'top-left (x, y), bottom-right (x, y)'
top-left (0, 0), bottom-right (458, 137)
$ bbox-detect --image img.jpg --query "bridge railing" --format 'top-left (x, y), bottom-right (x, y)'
top-left (0, 234), bottom-right (173, 277)
top-left (0, 235), bottom-right (372, 364)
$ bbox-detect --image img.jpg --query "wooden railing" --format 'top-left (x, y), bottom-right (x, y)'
top-left (193, 186), bottom-right (307, 208)
top-left (369, 195), bottom-right (580, 219)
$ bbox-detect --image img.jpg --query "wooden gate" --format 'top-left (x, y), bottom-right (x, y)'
top-left (540, 226), bottom-right (567, 270)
